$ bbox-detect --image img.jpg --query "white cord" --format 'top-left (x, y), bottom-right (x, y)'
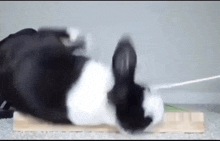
top-left (151, 75), bottom-right (220, 91)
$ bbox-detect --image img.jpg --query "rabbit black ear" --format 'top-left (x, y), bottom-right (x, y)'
top-left (112, 35), bottom-right (137, 83)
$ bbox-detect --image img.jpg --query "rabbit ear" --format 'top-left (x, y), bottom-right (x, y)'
top-left (112, 35), bottom-right (137, 83)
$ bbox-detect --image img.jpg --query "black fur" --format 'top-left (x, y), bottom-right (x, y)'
top-left (108, 36), bottom-right (153, 133)
top-left (0, 28), bottom-right (88, 124)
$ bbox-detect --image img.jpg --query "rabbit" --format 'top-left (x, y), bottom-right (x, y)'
top-left (0, 27), bottom-right (164, 134)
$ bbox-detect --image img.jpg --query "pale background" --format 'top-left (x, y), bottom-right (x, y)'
top-left (1, 1), bottom-right (220, 104)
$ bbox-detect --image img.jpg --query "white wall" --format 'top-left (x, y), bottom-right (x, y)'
top-left (1, 1), bottom-right (220, 104)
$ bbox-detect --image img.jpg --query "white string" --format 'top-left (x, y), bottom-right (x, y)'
top-left (151, 75), bottom-right (220, 91)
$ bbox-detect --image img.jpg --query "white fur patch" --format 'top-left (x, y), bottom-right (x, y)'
top-left (142, 91), bottom-right (164, 129)
top-left (66, 60), bottom-right (116, 125)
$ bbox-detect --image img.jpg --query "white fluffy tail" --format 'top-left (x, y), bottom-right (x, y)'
top-left (66, 27), bottom-right (81, 42)
top-left (66, 27), bottom-right (93, 54)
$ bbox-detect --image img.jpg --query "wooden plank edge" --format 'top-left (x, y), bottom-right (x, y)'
top-left (13, 111), bottom-right (205, 133)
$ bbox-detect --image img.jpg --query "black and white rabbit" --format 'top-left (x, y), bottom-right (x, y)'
top-left (0, 27), bottom-right (164, 134)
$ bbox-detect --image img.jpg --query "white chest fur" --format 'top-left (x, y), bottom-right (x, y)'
top-left (66, 60), bottom-right (116, 126)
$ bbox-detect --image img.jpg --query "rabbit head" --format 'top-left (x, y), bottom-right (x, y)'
top-left (108, 35), bottom-right (164, 134)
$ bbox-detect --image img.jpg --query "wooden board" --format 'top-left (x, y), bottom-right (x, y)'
top-left (13, 111), bottom-right (205, 133)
